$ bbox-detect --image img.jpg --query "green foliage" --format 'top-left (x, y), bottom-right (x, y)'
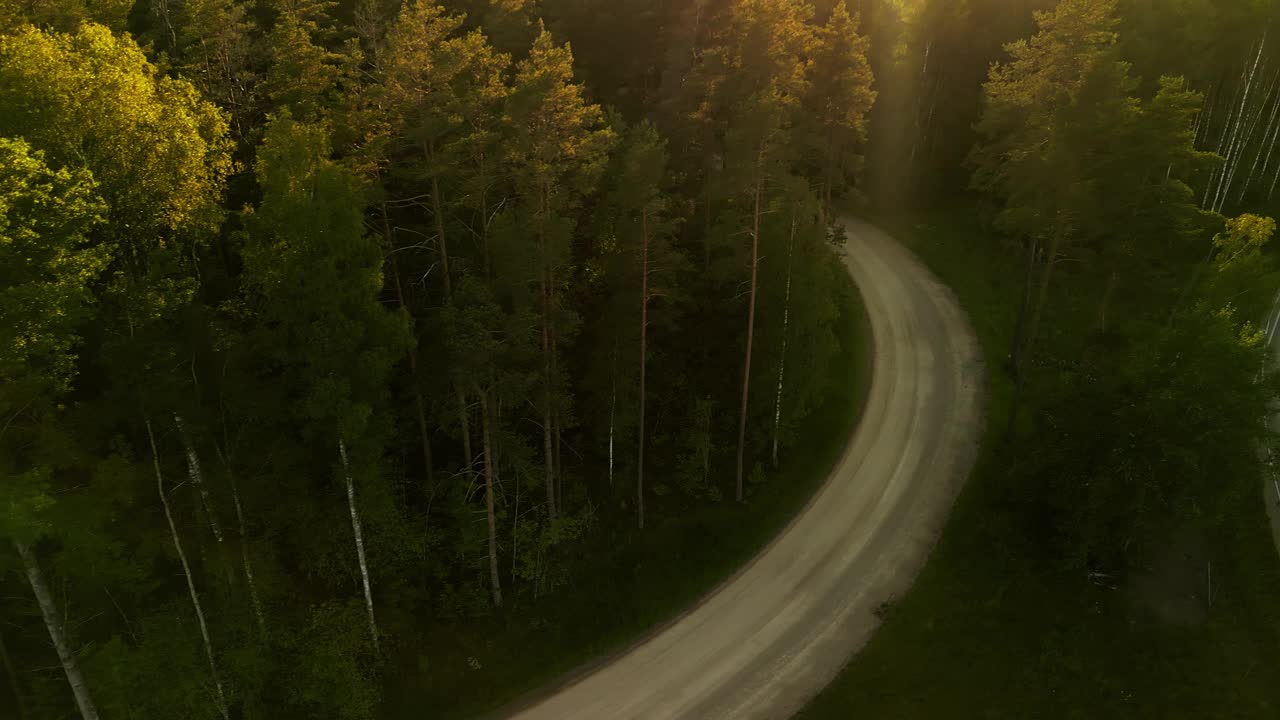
top-left (0, 137), bottom-right (108, 399)
top-left (0, 23), bottom-right (231, 255)
top-left (88, 612), bottom-right (224, 720)
top-left (260, 0), bottom-right (343, 121)
top-left (21, 2), bottom-right (1279, 719)
top-left (0, 0), bottom-right (131, 33)
top-left (972, 0), bottom-right (1126, 235)
top-left (1213, 213), bottom-right (1276, 271)
top-left (504, 23), bottom-right (614, 204)
top-left (804, 210), bottom-right (1280, 720)
top-left (276, 602), bottom-right (382, 720)
top-left (176, 0), bottom-right (260, 140)
top-left (245, 112), bottom-right (407, 440)
top-left (803, 0), bottom-right (876, 206)
top-left (1021, 304), bottom-right (1274, 571)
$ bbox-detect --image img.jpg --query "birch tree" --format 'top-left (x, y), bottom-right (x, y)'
top-left (0, 26), bottom-right (235, 712)
top-left (244, 113), bottom-right (408, 653)
top-left (145, 420), bottom-right (230, 719)
top-left (0, 137), bottom-right (108, 720)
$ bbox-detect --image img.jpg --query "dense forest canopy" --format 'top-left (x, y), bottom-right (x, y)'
top-left (3, 0), bottom-right (1280, 718)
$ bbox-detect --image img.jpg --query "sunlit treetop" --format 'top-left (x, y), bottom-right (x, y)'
top-left (0, 23), bottom-right (232, 264)
top-left (0, 136), bottom-right (108, 396)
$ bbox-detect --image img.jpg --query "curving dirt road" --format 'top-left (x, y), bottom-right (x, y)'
top-left (506, 218), bottom-right (985, 720)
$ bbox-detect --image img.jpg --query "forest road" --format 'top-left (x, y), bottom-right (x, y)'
top-left (505, 217), bottom-right (984, 720)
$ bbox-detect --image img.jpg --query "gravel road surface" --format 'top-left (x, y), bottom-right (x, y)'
top-left (506, 218), bottom-right (984, 720)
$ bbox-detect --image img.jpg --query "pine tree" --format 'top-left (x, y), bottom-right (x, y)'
top-left (803, 1), bottom-right (876, 223)
top-left (176, 0), bottom-right (260, 142)
top-left (592, 121), bottom-right (687, 528)
top-left (502, 23), bottom-right (614, 518)
top-left (713, 0), bottom-right (812, 502)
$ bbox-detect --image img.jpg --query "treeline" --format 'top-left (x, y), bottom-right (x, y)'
top-left (1, 1), bottom-right (874, 718)
top-left (969, 0), bottom-right (1280, 573)
top-left (882, 0), bottom-right (1280, 576)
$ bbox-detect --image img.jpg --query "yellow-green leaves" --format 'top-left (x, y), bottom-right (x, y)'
top-left (973, 0), bottom-right (1123, 214)
top-left (1213, 212), bottom-right (1276, 272)
top-left (0, 137), bottom-right (108, 395)
top-left (505, 23), bottom-right (615, 203)
top-left (0, 23), bottom-right (231, 261)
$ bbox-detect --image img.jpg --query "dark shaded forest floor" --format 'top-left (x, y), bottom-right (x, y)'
top-left (381, 251), bottom-right (871, 719)
top-left (800, 211), bottom-right (1280, 719)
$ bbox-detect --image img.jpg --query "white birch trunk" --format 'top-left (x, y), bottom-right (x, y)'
top-left (608, 344), bottom-right (616, 486)
top-left (338, 438), bottom-right (380, 653)
top-left (1222, 66), bottom-right (1276, 209)
top-left (1215, 34), bottom-right (1267, 211)
top-left (147, 420), bottom-right (229, 720)
top-left (771, 215), bottom-right (796, 469)
top-left (174, 414), bottom-right (224, 543)
top-left (1270, 141), bottom-right (1280, 199)
top-left (1207, 60), bottom-right (1252, 206)
top-left (227, 473), bottom-right (267, 639)
top-left (14, 541), bottom-right (100, 720)
top-left (638, 210), bottom-right (651, 530)
top-left (1192, 89), bottom-right (1208, 147)
top-left (1243, 74), bottom-right (1280, 202)
top-left (477, 387), bottom-right (503, 606)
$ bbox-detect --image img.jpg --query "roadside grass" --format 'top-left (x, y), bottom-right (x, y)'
top-left (800, 211), bottom-right (1280, 719)
top-left (384, 252), bottom-right (870, 719)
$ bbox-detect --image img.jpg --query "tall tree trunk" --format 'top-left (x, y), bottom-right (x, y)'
top-left (338, 438), bottom-right (380, 654)
top-left (735, 156), bottom-right (765, 503)
top-left (550, 263), bottom-right (564, 507)
top-left (1239, 70), bottom-right (1280, 203)
top-left (772, 214), bottom-right (796, 469)
top-left (703, 175), bottom-right (714, 271)
top-left (174, 414), bottom-right (224, 544)
top-left (1255, 85), bottom-right (1280, 195)
top-left (0, 627), bottom-right (25, 720)
top-left (1214, 35), bottom-right (1266, 211)
top-left (1023, 217), bottom-right (1066, 367)
top-left (478, 385), bottom-right (503, 606)
top-left (1205, 63), bottom-right (1249, 206)
top-left (608, 343), bottom-right (616, 487)
top-left (413, 377), bottom-right (434, 486)
top-left (638, 209), bottom-right (650, 530)
top-left (151, 0), bottom-right (177, 51)
top-left (1221, 65), bottom-right (1276, 210)
top-left (1008, 234), bottom-right (1040, 379)
top-left (820, 130), bottom-right (836, 226)
top-left (428, 143), bottom-right (453, 298)
top-left (480, 183), bottom-right (493, 280)
top-left (383, 204), bottom-right (435, 487)
top-left (146, 420), bottom-right (229, 720)
top-left (1007, 217), bottom-right (1065, 439)
top-left (457, 388), bottom-right (473, 474)
top-left (539, 188), bottom-right (557, 520)
top-left (226, 468), bottom-right (267, 640)
top-left (1095, 268), bottom-right (1118, 332)
top-left (14, 541), bottom-right (98, 720)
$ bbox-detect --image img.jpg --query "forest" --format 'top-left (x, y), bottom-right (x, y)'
top-left (3, 0), bottom-right (1280, 718)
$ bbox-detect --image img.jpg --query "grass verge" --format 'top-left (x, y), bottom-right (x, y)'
top-left (384, 249), bottom-right (871, 719)
top-left (800, 211), bottom-right (1280, 719)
